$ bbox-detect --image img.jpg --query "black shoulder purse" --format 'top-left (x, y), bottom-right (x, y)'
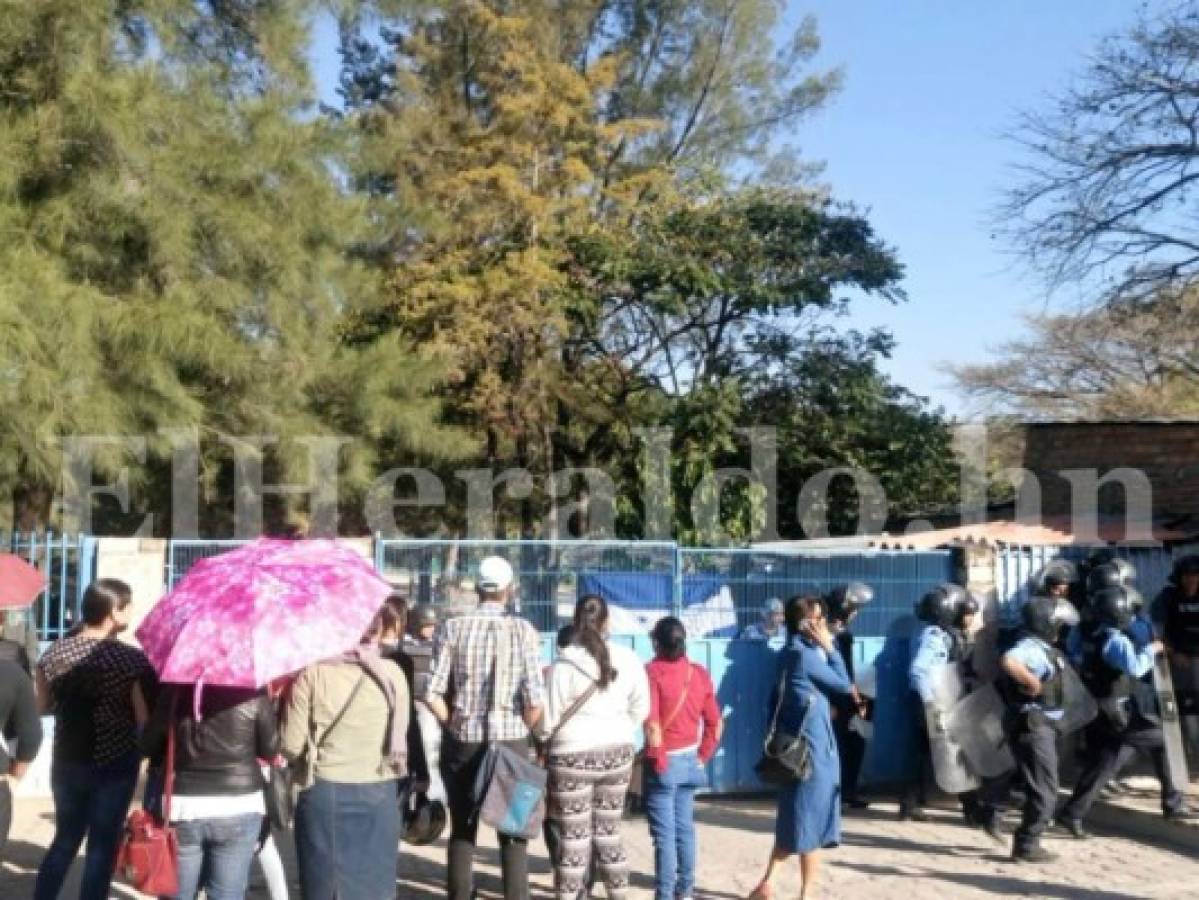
top-left (754, 663), bottom-right (815, 786)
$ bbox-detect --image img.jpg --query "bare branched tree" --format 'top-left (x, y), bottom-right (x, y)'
top-left (947, 288), bottom-right (1199, 417)
top-left (1004, 3), bottom-right (1199, 305)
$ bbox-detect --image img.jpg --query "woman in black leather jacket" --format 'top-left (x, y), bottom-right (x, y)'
top-left (142, 685), bottom-right (279, 900)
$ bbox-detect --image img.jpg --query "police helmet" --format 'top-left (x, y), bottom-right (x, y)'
top-left (404, 793), bottom-right (447, 846)
top-left (956, 593), bottom-right (980, 628)
top-left (1091, 585), bottom-right (1135, 631)
top-left (1022, 595), bottom-right (1079, 642)
top-left (826, 582), bottom-right (874, 624)
top-left (1171, 554), bottom-right (1199, 582)
top-left (916, 583), bottom-right (966, 630)
top-left (1087, 561), bottom-right (1137, 596)
top-left (412, 603), bottom-right (438, 630)
top-left (1038, 560), bottom-right (1078, 591)
top-left (1085, 548), bottom-right (1118, 570)
top-left (1124, 585), bottom-right (1145, 614)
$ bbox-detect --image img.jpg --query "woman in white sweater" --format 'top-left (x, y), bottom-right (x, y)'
top-left (544, 594), bottom-right (651, 900)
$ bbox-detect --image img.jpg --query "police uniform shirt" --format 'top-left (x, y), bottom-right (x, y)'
top-left (1003, 637), bottom-right (1065, 721)
top-left (909, 624), bottom-right (954, 703)
top-left (1126, 614), bottom-right (1156, 650)
top-left (1097, 628), bottom-right (1155, 680)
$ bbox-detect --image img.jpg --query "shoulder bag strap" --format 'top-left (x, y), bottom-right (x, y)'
top-left (662, 661), bottom-right (694, 733)
top-left (547, 660), bottom-right (601, 744)
top-left (162, 689), bottom-right (178, 824)
top-left (312, 671), bottom-right (368, 751)
top-left (764, 664), bottom-right (787, 744)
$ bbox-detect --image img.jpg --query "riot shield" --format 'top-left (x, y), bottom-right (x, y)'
top-left (1056, 663), bottom-right (1099, 736)
top-left (946, 684), bottom-right (1015, 779)
top-left (415, 703), bottom-right (447, 803)
top-left (926, 665), bottom-right (980, 794)
top-left (1153, 652), bottom-right (1191, 790)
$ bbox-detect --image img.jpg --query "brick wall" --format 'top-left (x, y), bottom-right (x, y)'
top-left (1021, 422), bottom-right (1199, 519)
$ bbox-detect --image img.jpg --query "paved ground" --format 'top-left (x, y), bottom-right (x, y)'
top-left (6, 791), bottom-right (1199, 900)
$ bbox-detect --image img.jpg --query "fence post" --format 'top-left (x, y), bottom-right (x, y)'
top-left (672, 545), bottom-right (683, 617)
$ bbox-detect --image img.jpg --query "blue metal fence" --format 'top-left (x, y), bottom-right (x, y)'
top-left (994, 545), bottom-right (1176, 623)
top-left (375, 539), bottom-right (678, 633)
top-left (0, 532), bottom-right (94, 642)
top-left (679, 548), bottom-right (955, 639)
top-left (165, 539), bottom-right (251, 589)
top-left (374, 539), bottom-right (954, 791)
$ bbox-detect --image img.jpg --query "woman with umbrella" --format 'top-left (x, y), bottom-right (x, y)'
top-left (135, 539), bottom-right (407, 900)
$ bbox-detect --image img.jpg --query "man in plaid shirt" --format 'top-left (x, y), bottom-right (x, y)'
top-left (426, 556), bottom-right (545, 900)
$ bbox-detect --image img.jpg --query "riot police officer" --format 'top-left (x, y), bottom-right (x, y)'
top-left (1157, 554), bottom-right (1199, 760)
top-left (1057, 584), bottom-right (1190, 838)
top-left (997, 594), bottom-right (1077, 862)
top-left (826, 581), bottom-right (874, 809)
top-left (902, 583), bottom-right (979, 822)
top-left (405, 602), bottom-right (446, 803)
top-left (997, 559), bottom-right (1076, 655)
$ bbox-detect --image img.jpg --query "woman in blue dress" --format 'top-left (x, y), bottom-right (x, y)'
top-left (748, 595), bottom-right (855, 900)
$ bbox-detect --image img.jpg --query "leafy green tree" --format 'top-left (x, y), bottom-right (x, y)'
top-left (0, 0), bottom-right (458, 533)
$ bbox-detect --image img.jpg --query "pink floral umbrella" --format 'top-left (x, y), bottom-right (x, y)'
top-left (136, 539), bottom-right (392, 692)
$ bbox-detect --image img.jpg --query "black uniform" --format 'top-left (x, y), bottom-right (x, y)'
top-left (832, 629), bottom-right (867, 805)
top-left (1161, 584), bottom-right (1199, 718)
top-left (1059, 624), bottom-right (1184, 824)
top-left (998, 637), bottom-right (1066, 858)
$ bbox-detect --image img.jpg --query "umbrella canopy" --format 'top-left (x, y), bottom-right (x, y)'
top-left (136, 538), bottom-right (392, 688)
top-left (0, 553), bottom-right (47, 609)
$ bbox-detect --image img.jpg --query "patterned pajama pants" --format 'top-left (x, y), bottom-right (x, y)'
top-left (547, 744), bottom-right (635, 900)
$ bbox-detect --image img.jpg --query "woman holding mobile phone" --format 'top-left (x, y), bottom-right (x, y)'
top-left (747, 596), bottom-right (854, 900)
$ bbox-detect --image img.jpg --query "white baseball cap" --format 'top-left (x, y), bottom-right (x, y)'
top-left (477, 556), bottom-right (514, 592)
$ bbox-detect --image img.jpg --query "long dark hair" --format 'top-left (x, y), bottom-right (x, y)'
top-left (573, 594), bottom-right (616, 688)
top-left (784, 595), bottom-right (826, 638)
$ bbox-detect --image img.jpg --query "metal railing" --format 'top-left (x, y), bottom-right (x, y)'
top-left (1, 532), bottom-right (94, 642)
top-left (375, 539), bottom-right (955, 638)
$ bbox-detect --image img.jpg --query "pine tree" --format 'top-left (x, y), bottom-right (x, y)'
top-left (0, 0), bottom-right (459, 533)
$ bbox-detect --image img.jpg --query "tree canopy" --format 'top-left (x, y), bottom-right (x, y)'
top-left (1, 0), bottom-right (960, 540)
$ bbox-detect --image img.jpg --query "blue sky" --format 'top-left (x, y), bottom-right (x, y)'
top-left (789, 1), bottom-right (1149, 416)
top-left (309, 2), bottom-right (1150, 417)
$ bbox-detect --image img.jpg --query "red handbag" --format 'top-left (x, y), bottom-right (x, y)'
top-left (115, 694), bottom-right (179, 895)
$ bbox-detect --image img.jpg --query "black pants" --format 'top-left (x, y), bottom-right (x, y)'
top-left (1061, 716), bottom-right (1184, 822)
top-left (0, 777), bottom-right (11, 862)
top-left (442, 735), bottom-right (530, 900)
top-left (1011, 721), bottom-right (1058, 854)
top-left (900, 693), bottom-right (931, 811)
top-left (833, 704), bottom-right (866, 801)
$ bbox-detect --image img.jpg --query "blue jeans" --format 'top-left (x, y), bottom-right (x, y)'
top-left (644, 752), bottom-right (702, 900)
top-left (34, 754), bottom-right (140, 900)
top-left (174, 812), bottom-right (263, 900)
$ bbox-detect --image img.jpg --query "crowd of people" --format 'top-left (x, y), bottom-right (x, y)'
top-left (1, 548), bottom-right (1197, 900)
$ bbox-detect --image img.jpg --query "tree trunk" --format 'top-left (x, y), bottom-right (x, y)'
top-left (12, 481), bottom-right (52, 533)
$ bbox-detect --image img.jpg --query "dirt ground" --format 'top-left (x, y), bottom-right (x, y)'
top-left (7, 793), bottom-right (1199, 900)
